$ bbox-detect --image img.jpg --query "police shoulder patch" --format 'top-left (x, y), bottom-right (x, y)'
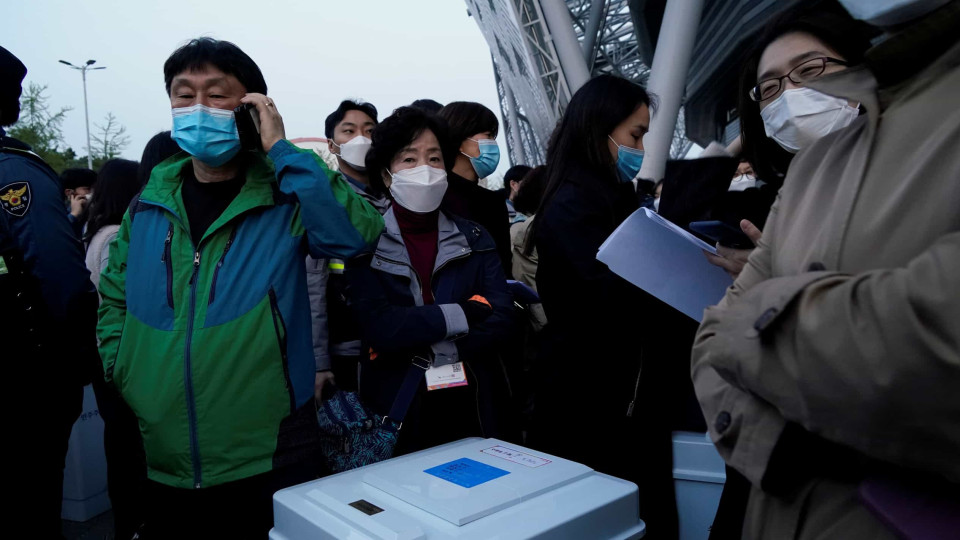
top-left (0, 181), bottom-right (31, 217)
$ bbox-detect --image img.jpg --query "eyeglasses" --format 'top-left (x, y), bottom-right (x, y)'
top-left (749, 57), bottom-right (848, 102)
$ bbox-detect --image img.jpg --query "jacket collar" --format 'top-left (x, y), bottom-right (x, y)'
top-left (434, 211), bottom-right (472, 273)
top-left (343, 172), bottom-right (390, 213)
top-left (375, 207), bottom-right (472, 273)
top-left (140, 151), bottom-right (277, 244)
top-left (865, 0), bottom-right (960, 89)
top-left (342, 172), bottom-right (368, 193)
top-left (446, 170), bottom-right (473, 188)
top-left (807, 1), bottom-right (960, 125)
top-left (376, 208), bottom-right (412, 267)
top-left (806, 66), bottom-right (881, 127)
top-left (0, 126), bottom-right (33, 153)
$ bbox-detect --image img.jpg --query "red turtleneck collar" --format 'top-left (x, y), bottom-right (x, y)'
top-left (393, 203), bottom-right (440, 304)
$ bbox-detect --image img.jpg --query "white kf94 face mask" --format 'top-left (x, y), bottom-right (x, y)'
top-left (333, 135), bottom-right (372, 170)
top-left (760, 87), bottom-right (860, 153)
top-left (728, 174), bottom-right (759, 192)
top-left (387, 164), bottom-right (448, 213)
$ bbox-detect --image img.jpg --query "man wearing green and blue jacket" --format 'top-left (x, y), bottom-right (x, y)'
top-left (96, 38), bottom-right (384, 537)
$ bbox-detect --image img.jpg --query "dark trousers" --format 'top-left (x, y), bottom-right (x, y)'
top-left (91, 376), bottom-right (147, 540)
top-left (531, 321), bottom-right (705, 540)
top-left (532, 399), bottom-right (679, 540)
top-left (140, 463), bottom-right (316, 539)
top-left (709, 466), bottom-right (750, 539)
top-left (8, 376), bottom-right (82, 539)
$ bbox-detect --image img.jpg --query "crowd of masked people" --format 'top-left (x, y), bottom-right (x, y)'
top-left (2, 0), bottom-right (959, 538)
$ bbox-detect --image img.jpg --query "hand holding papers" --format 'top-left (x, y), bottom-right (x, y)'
top-left (597, 208), bottom-right (733, 321)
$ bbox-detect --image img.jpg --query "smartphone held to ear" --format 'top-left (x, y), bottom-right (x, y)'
top-left (234, 103), bottom-right (262, 152)
top-left (689, 220), bottom-right (754, 249)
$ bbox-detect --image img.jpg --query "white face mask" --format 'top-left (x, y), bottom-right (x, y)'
top-left (760, 87), bottom-right (860, 153)
top-left (332, 135), bottom-right (372, 171)
top-left (728, 174), bottom-right (758, 192)
top-left (837, 0), bottom-right (949, 26)
top-left (387, 164), bottom-right (448, 213)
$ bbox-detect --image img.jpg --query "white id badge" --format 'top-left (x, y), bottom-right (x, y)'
top-left (425, 362), bottom-right (468, 391)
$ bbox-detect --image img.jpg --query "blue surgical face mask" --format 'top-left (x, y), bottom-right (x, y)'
top-left (609, 135), bottom-right (644, 183)
top-left (171, 104), bottom-right (242, 167)
top-left (463, 138), bottom-right (500, 178)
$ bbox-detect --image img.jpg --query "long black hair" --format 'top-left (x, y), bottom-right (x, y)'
top-left (137, 131), bottom-right (181, 187)
top-left (513, 165), bottom-right (545, 217)
top-left (527, 74), bottom-right (654, 251)
top-left (739, 4), bottom-right (874, 183)
top-left (85, 159), bottom-right (141, 243)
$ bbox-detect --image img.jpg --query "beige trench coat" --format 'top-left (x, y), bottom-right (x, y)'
top-left (691, 6), bottom-right (960, 538)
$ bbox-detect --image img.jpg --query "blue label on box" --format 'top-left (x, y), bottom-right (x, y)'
top-left (424, 458), bottom-right (510, 488)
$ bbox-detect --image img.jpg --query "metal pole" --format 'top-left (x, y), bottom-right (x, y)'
top-left (60, 60), bottom-right (103, 169)
top-left (505, 86), bottom-right (526, 165)
top-left (581, 0), bottom-right (606, 66)
top-left (81, 66), bottom-right (92, 169)
top-left (636, 0), bottom-right (705, 182)
top-left (539, 0), bottom-right (592, 93)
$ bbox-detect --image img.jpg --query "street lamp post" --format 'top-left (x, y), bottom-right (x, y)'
top-left (59, 59), bottom-right (106, 169)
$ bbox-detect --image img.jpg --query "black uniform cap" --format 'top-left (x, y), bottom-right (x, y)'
top-left (0, 46), bottom-right (27, 126)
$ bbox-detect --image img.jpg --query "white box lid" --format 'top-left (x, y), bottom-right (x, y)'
top-left (361, 438), bottom-right (593, 526)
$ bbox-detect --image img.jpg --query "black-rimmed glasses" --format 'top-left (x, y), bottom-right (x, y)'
top-left (749, 57), bottom-right (848, 102)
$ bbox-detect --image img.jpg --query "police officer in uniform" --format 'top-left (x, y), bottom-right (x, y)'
top-left (0, 46), bottom-right (99, 538)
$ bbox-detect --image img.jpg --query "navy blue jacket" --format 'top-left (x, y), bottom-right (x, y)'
top-left (345, 208), bottom-right (514, 453)
top-left (0, 128), bottom-right (98, 382)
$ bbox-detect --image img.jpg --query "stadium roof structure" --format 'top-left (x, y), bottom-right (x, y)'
top-left (466, 0), bottom-right (816, 166)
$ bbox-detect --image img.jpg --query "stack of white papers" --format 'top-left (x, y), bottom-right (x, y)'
top-left (597, 208), bottom-right (733, 322)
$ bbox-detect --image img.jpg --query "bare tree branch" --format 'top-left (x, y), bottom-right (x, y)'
top-left (91, 112), bottom-right (131, 160)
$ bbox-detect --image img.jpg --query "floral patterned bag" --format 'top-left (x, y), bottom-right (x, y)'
top-left (316, 360), bottom-right (428, 473)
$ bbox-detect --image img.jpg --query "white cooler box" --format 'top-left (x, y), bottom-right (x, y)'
top-left (270, 438), bottom-right (645, 540)
top-left (672, 432), bottom-right (726, 540)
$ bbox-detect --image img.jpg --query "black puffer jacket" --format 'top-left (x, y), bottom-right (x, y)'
top-left (442, 171), bottom-right (512, 277)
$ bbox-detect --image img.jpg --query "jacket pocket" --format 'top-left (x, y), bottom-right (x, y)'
top-left (208, 227), bottom-right (237, 306)
top-left (105, 318), bottom-right (127, 390)
top-left (161, 223), bottom-right (174, 309)
top-left (268, 287), bottom-right (296, 413)
top-left (126, 212), bottom-right (174, 331)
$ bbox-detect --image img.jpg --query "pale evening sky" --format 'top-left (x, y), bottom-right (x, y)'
top-left (6, 0), bottom-right (515, 180)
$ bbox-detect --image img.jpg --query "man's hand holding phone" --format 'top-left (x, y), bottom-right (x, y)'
top-left (239, 93), bottom-right (285, 153)
top-left (69, 193), bottom-right (89, 218)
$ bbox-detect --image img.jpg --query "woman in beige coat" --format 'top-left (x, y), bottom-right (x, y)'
top-left (692, 1), bottom-right (960, 538)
